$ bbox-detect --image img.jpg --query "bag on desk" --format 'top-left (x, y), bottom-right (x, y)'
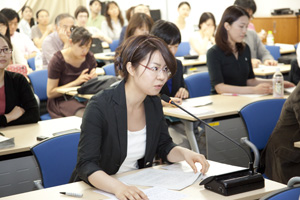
top-left (77, 75), bottom-right (120, 94)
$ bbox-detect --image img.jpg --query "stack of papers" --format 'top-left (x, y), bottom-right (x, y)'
top-left (118, 168), bottom-right (201, 190)
top-left (0, 135), bottom-right (15, 149)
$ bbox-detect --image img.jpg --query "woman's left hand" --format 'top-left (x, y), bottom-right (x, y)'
top-left (283, 81), bottom-right (295, 88)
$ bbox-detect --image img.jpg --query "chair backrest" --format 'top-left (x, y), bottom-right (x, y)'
top-left (175, 42), bottom-right (191, 57)
top-left (31, 132), bottom-right (80, 188)
top-left (27, 69), bottom-right (48, 101)
top-left (265, 45), bottom-right (281, 60)
top-left (184, 72), bottom-right (211, 98)
top-left (109, 40), bottom-right (119, 52)
top-left (260, 177), bottom-right (300, 200)
top-left (103, 63), bottom-right (116, 76)
top-left (240, 99), bottom-right (286, 150)
top-left (27, 57), bottom-right (36, 70)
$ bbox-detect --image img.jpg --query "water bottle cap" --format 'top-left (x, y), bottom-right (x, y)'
top-left (268, 31), bottom-right (273, 34)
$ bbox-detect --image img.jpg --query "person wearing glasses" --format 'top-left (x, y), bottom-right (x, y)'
top-left (47, 27), bottom-right (97, 118)
top-left (70, 35), bottom-right (210, 200)
top-left (42, 13), bottom-right (75, 68)
top-left (0, 34), bottom-right (39, 127)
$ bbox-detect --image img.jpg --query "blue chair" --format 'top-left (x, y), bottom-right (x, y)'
top-left (240, 99), bottom-right (286, 151)
top-left (295, 43), bottom-right (299, 51)
top-left (109, 40), bottom-right (119, 52)
top-left (31, 132), bottom-right (80, 188)
top-left (265, 45), bottom-right (281, 60)
top-left (184, 72), bottom-right (211, 98)
top-left (260, 177), bottom-right (300, 200)
top-left (103, 63), bottom-right (116, 76)
top-left (175, 42), bottom-right (190, 57)
top-left (27, 57), bottom-right (36, 70)
top-left (27, 70), bottom-right (51, 120)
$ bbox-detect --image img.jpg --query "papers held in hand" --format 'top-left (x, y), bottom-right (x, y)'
top-left (0, 135), bottom-right (15, 149)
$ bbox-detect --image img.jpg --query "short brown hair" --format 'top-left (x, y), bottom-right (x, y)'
top-left (74, 6), bottom-right (89, 19)
top-left (115, 35), bottom-right (177, 81)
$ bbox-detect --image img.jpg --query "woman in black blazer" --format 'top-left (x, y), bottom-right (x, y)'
top-left (71, 35), bottom-right (209, 200)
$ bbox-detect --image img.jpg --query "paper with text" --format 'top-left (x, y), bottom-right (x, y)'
top-left (118, 168), bottom-right (201, 190)
top-left (93, 187), bottom-right (187, 200)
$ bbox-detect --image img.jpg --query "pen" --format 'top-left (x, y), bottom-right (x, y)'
top-left (60, 192), bottom-right (83, 198)
top-left (221, 93), bottom-right (238, 96)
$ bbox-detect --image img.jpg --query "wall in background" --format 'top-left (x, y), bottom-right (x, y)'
top-left (1, 0), bottom-right (299, 27)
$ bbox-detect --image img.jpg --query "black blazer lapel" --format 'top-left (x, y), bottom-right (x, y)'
top-left (112, 80), bottom-right (128, 165)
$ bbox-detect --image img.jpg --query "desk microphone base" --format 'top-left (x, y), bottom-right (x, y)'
top-left (200, 169), bottom-right (265, 196)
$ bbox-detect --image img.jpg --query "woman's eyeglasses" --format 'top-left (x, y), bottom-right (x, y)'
top-left (139, 63), bottom-right (171, 77)
top-left (0, 48), bottom-right (12, 54)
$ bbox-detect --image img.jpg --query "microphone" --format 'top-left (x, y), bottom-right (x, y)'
top-left (161, 94), bottom-right (264, 196)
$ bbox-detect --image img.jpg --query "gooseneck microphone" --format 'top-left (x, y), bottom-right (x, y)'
top-left (161, 94), bottom-right (264, 196)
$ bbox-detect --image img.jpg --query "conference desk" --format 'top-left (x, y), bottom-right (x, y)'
top-left (94, 52), bottom-right (115, 61)
top-left (1, 160), bottom-right (286, 200)
top-left (0, 116), bottom-right (82, 197)
top-left (275, 43), bottom-right (296, 55)
top-left (253, 64), bottom-right (291, 77)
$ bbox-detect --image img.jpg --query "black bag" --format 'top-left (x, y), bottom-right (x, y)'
top-left (77, 75), bottom-right (120, 94)
top-left (89, 38), bottom-right (103, 54)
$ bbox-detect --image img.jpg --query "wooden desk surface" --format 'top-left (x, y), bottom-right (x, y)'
top-left (0, 116), bottom-right (82, 156)
top-left (163, 94), bottom-right (288, 121)
top-left (253, 64), bottom-right (291, 76)
top-left (1, 160), bottom-right (286, 200)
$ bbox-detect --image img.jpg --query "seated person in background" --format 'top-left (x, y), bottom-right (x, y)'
top-left (234, 0), bottom-right (266, 40)
top-left (234, 0), bottom-right (277, 68)
top-left (87, 0), bottom-right (105, 30)
top-left (18, 5), bottom-right (35, 39)
top-left (0, 34), bottom-right (39, 127)
top-left (124, 13), bottom-right (153, 40)
top-left (42, 13), bottom-right (74, 68)
top-left (74, 5), bottom-right (112, 44)
top-left (189, 12), bottom-right (216, 56)
top-left (118, 4), bottom-right (151, 46)
top-left (47, 27), bottom-right (97, 118)
top-left (70, 35), bottom-right (209, 200)
top-left (31, 9), bottom-right (54, 49)
top-left (0, 8), bottom-right (39, 60)
top-left (0, 13), bottom-right (28, 67)
top-left (207, 6), bottom-right (294, 95)
top-left (260, 83), bottom-right (300, 184)
top-left (101, 1), bottom-right (124, 41)
top-left (150, 20), bottom-right (189, 106)
top-left (174, 1), bottom-right (194, 42)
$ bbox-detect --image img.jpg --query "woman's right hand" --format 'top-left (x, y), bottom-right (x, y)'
top-left (253, 83), bottom-right (272, 94)
top-left (75, 69), bottom-right (92, 85)
top-left (115, 185), bottom-right (148, 200)
top-left (4, 106), bottom-right (25, 123)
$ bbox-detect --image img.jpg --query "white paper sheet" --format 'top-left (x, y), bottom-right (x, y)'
top-left (118, 168), bottom-right (201, 190)
top-left (181, 98), bottom-right (212, 107)
top-left (285, 86), bottom-right (296, 94)
top-left (170, 106), bottom-right (215, 116)
top-left (93, 187), bottom-right (187, 200)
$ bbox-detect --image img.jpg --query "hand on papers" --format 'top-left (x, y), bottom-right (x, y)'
top-left (182, 149), bottom-right (210, 174)
top-left (115, 185), bottom-right (148, 200)
top-left (264, 59), bottom-right (278, 66)
top-left (174, 87), bottom-right (189, 99)
top-left (251, 58), bottom-right (262, 68)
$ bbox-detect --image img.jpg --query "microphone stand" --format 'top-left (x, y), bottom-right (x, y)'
top-left (161, 95), bottom-right (264, 196)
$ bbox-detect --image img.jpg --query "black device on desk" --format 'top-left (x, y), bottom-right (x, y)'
top-left (90, 38), bottom-right (103, 54)
top-left (161, 94), bottom-right (265, 196)
top-left (184, 55), bottom-right (199, 60)
top-left (271, 8), bottom-right (293, 15)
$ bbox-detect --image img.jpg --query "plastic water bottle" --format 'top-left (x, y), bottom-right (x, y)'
top-left (35, 52), bottom-right (43, 70)
top-left (266, 31), bottom-right (274, 45)
top-left (273, 68), bottom-right (284, 98)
